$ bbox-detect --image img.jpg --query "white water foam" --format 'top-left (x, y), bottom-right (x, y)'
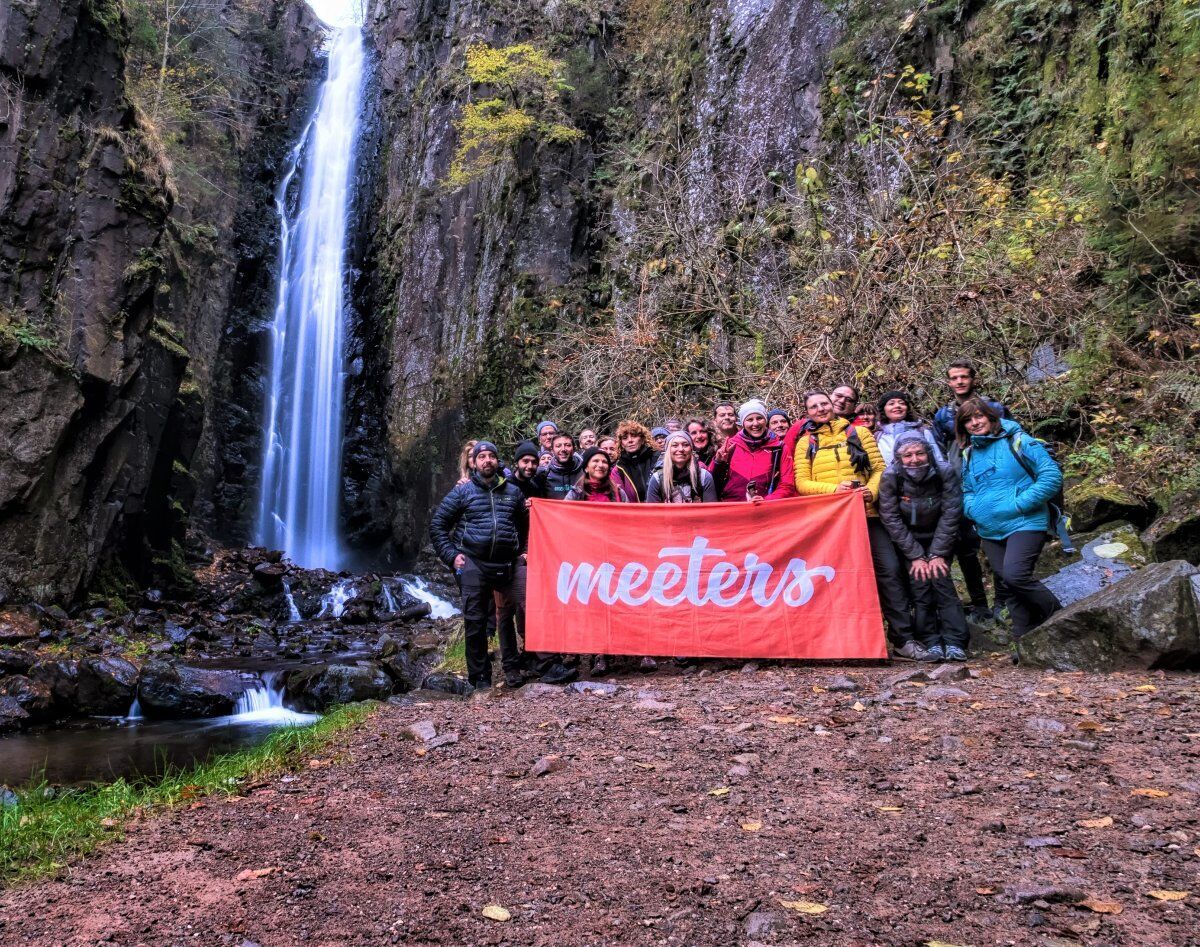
top-left (317, 578), bottom-right (356, 619)
top-left (400, 577), bottom-right (460, 619)
top-left (232, 672), bottom-right (318, 725)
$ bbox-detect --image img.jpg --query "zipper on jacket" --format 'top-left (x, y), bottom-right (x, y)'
top-left (488, 487), bottom-right (498, 561)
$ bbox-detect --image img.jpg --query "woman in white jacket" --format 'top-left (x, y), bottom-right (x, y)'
top-left (874, 390), bottom-right (945, 467)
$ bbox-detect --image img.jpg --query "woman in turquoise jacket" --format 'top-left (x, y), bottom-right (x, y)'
top-left (957, 399), bottom-right (1062, 640)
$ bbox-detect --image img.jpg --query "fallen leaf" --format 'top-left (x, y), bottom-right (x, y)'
top-left (926, 941), bottom-right (969, 947)
top-left (1053, 848), bottom-right (1088, 859)
top-left (851, 700), bottom-right (866, 712)
top-left (1147, 890), bottom-right (1189, 901)
top-left (1023, 771), bottom-right (1039, 778)
top-left (1076, 816), bottom-right (1113, 829)
top-left (1080, 898), bottom-right (1122, 914)
top-left (876, 805), bottom-right (903, 812)
top-left (740, 820), bottom-right (763, 832)
top-left (1133, 684), bottom-right (1157, 693)
top-left (413, 746), bottom-right (427, 757)
top-left (768, 715), bottom-right (805, 725)
top-left (1076, 721), bottom-right (1108, 732)
top-left (235, 866), bottom-right (279, 882)
top-left (779, 898), bottom-right (828, 915)
top-left (307, 758), bottom-right (331, 768)
top-left (975, 887), bottom-right (996, 895)
top-left (481, 904), bottom-right (511, 922)
top-left (707, 786), bottom-right (730, 797)
top-left (632, 762), bottom-right (656, 770)
top-left (811, 685), bottom-right (827, 693)
top-left (1131, 788), bottom-right (1170, 798)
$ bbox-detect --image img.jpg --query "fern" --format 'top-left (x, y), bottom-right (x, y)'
top-left (1154, 370), bottom-right (1200, 410)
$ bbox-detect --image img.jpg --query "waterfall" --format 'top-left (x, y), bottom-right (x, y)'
top-left (380, 580), bottom-right (397, 614)
top-left (317, 578), bottom-right (356, 619)
top-left (282, 577), bottom-right (303, 622)
top-left (256, 26), bottom-right (366, 571)
top-left (400, 577), bottom-right (460, 619)
top-left (232, 672), bottom-right (318, 725)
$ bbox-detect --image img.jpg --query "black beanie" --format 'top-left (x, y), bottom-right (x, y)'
top-left (472, 440), bottom-right (500, 460)
top-left (514, 440), bottom-right (539, 462)
top-left (876, 390), bottom-right (912, 416)
top-left (580, 447), bottom-right (609, 471)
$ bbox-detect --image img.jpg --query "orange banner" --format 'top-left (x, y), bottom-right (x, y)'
top-left (525, 492), bottom-right (887, 660)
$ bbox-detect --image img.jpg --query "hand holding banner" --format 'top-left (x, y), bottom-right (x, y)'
top-left (525, 492), bottom-right (887, 659)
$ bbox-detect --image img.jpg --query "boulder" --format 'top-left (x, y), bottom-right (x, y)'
top-left (76, 655), bottom-right (139, 715)
top-left (0, 696), bottom-right (29, 732)
top-left (30, 658), bottom-right (79, 709)
top-left (0, 648), bottom-right (34, 675)
top-left (1142, 489), bottom-right (1200, 565)
top-left (0, 610), bottom-right (39, 643)
top-left (1018, 560), bottom-right (1200, 671)
top-left (285, 663), bottom-right (393, 710)
top-left (420, 671), bottom-right (473, 696)
top-left (379, 653), bottom-right (415, 692)
top-left (252, 561), bottom-right (288, 588)
top-left (138, 659), bottom-right (245, 718)
top-left (1065, 480), bottom-right (1153, 532)
top-left (0, 674), bottom-right (53, 718)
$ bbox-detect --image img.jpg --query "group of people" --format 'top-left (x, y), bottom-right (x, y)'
top-left (430, 360), bottom-right (1066, 690)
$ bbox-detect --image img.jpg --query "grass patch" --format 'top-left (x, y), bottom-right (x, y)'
top-left (437, 624), bottom-right (467, 675)
top-left (0, 702), bottom-right (375, 884)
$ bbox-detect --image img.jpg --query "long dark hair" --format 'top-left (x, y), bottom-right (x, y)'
top-left (574, 454), bottom-right (620, 500)
top-left (954, 397), bottom-right (1002, 447)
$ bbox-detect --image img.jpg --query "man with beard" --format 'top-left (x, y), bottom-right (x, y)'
top-left (535, 432), bottom-right (584, 500)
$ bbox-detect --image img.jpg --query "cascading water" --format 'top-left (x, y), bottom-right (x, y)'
top-left (317, 578), bottom-right (356, 619)
top-left (400, 577), bottom-right (460, 619)
top-left (256, 26), bottom-right (366, 570)
top-left (232, 672), bottom-right (318, 725)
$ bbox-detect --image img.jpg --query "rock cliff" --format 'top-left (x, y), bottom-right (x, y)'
top-left (0, 0), bottom-right (322, 603)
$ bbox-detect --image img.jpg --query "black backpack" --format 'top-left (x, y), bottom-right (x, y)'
top-left (806, 422), bottom-right (872, 477)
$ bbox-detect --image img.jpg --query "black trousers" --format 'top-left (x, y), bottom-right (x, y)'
top-left (459, 559), bottom-right (520, 685)
top-left (908, 539), bottom-right (969, 650)
top-left (952, 522), bottom-right (990, 609)
top-left (981, 531), bottom-right (1062, 639)
top-left (868, 518), bottom-right (915, 646)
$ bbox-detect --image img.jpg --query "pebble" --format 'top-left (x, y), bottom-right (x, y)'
top-left (1064, 739), bottom-right (1098, 751)
top-left (522, 683), bottom-right (562, 699)
top-left (727, 764), bottom-right (751, 778)
top-left (530, 755), bottom-right (565, 777)
top-left (1007, 884), bottom-right (1085, 904)
top-left (566, 681), bottom-right (620, 698)
top-left (827, 675), bottom-right (860, 692)
top-left (1025, 717), bottom-right (1067, 733)
top-left (1024, 836), bottom-right (1062, 848)
top-left (634, 699), bottom-right (677, 712)
top-left (740, 662), bottom-right (760, 674)
top-left (927, 663), bottom-right (971, 682)
top-left (404, 720), bottom-right (437, 743)
top-left (924, 685), bottom-right (970, 699)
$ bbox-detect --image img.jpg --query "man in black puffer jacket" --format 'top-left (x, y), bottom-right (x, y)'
top-left (878, 431), bottom-right (969, 662)
top-left (430, 441), bottom-right (528, 689)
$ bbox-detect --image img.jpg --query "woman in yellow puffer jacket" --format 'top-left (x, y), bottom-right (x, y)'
top-left (793, 391), bottom-right (927, 661)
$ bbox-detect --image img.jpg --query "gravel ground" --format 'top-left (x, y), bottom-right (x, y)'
top-left (3, 657), bottom-right (1198, 946)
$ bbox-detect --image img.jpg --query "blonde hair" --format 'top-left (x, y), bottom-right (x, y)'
top-left (458, 439), bottom-right (478, 479)
top-left (658, 432), bottom-right (702, 502)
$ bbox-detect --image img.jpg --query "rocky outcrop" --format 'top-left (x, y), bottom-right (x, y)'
top-left (75, 655), bottom-right (139, 716)
top-left (285, 662), bottom-right (393, 710)
top-left (1018, 561), bottom-right (1200, 672)
top-left (1141, 490), bottom-right (1200, 566)
top-left (137, 659), bottom-right (245, 718)
top-left (0, 0), bottom-right (321, 604)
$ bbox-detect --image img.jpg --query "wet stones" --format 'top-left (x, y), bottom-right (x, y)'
top-left (75, 655), bottom-right (139, 716)
top-left (138, 659), bottom-right (245, 718)
top-left (285, 662), bottom-right (393, 711)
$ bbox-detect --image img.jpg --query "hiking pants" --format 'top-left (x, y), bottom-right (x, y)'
top-left (497, 560), bottom-right (559, 674)
top-left (867, 518), bottom-right (916, 646)
top-left (459, 559), bottom-right (520, 685)
top-left (909, 539), bottom-right (969, 650)
top-left (952, 522), bottom-right (990, 609)
top-left (981, 531), bottom-right (1062, 639)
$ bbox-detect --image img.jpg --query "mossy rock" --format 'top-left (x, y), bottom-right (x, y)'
top-left (1065, 478), bottom-right (1152, 531)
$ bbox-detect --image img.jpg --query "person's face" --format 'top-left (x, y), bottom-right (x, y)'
top-left (585, 454), bottom-right (610, 480)
top-left (686, 422), bottom-right (709, 449)
top-left (964, 412), bottom-right (993, 436)
top-left (806, 394), bottom-right (834, 424)
top-left (579, 429), bottom-right (597, 449)
top-left (898, 443), bottom-right (929, 468)
top-left (768, 415), bottom-right (790, 437)
top-left (598, 438), bottom-right (618, 461)
top-left (552, 436), bottom-right (574, 463)
top-left (858, 406), bottom-right (877, 428)
top-left (474, 450), bottom-right (499, 477)
top-left (515, 455), bottom-right (538, 479)
top-left (743, 413), bottom-right (767, 438)
top-left (668, 439), bottom-right (693, 465)
top-left (948, 368), bottom-right (975, 397)
top-left (666, 419), bottom-right (682, 433)
top-left (653, 434), bottom-right (667, 449)
top-left (621, 432), bottom-right (643, 453)
top-left (884, 398), bottom-right (908, 422)
top-left (831, 387), bottom-right (858, 417)
top-left (714, 404), bottom-right (737, 432)
top-left (538, 427), bottom-right (557, 449)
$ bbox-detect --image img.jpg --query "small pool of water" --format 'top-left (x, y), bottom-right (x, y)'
top-left (0, 713), bottom-right (316, 788)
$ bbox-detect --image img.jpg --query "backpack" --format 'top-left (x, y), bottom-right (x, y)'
top-left (963, 433), bottom-right (1075, 553)
top-left (807, 423), bottom-right (872, 477)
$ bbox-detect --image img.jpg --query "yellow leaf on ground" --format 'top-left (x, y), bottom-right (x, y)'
top-left (779, 899), bottom-right (828, 915)
top-left (234, 866), bottom-right (279, 881)
top-left (975, 887), bottom-right (996, 895)
top-left (768, 715), bottom-right (805, 724)
top-left (1080, 898), bottom-right (1123, 914)
top-left (876, 805), bottom-right (903, 812)
top-left (740, 820), bottom-right (763, 832)
top-left (707, 786), bottom-right (730, 797)
top-left (1133, 684), bottom-right (1157, 692)
top-left (632, 762), bottom-right (656, 770)
top-left (1131, 788), bottom-right (1170, 798)
top-left (1147, 890), bottom-right (1189, 901)
top-left (481, 904), bottom-right (511, 922)
top-left (851, 700), bottom-right (866, 712)
top-left (1076, 816), bottom-right (1113, 829)
top-left (926, 941), bottom-right (970, 947)
top-left (1076, 721), bottom-right (1108, 732)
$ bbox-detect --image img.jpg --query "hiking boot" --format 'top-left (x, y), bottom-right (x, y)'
top-left (591, 655), bottom-right (609, 675)
top-left (893, 640), bottom-right (933, 662)
top-left (967, 606), bottom-right (993, 627)
top-left (539, 662), bottom-right (578, 686)
top-left (944, 645), bottom-right (968, 662)
top-left (504, 670), bottom-right (525, 689)
top-left (638, 656), bottom-right (658, 673)
top-left (923, 643), bottom-right (946, 662)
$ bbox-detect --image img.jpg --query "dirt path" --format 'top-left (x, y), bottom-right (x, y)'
top-left (3, 658), bottom-right (1198, 946)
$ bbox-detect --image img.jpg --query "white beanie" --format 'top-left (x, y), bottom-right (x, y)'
top-left (738, 399), bottom-right (768, 425)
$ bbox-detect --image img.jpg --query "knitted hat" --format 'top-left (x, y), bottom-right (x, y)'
top-left (472, 440), bottom-right (500, 460)
top-left (650, 426), bottom-right (670, 439)
top-left (514, 440), bottom-right (539, 462)
top-left (664, 431), bottom-right (694, 450)
top-left (738, 399), bottom-right (769, 424)
top-left (877, 390), bottom-right (912, 415)
top-left (893, 430), bottom-right (930, 456)
top-left (580, 446), bottom-right (610, 471)
top-left (535, 420), bottom-right (558, 437)
top-left (766, 408), bottom-right (790, 423)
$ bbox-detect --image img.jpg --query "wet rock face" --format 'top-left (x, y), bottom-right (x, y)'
top-left (1018, 560), bottom-right (1200, 672)
top-left (1141, 489), bottom-right (1200, 566)
top-left (76, 656), bottom-right (140, 716)
top-left (284, 663), bottom-right (394, 710)
top-left (0, 0), bottom-right (321, 604)
top-left (138, 660), bottom-right (246, 718)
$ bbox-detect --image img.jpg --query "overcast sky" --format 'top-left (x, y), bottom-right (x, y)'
top-left (306, 0), bottom-right (359, 28)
